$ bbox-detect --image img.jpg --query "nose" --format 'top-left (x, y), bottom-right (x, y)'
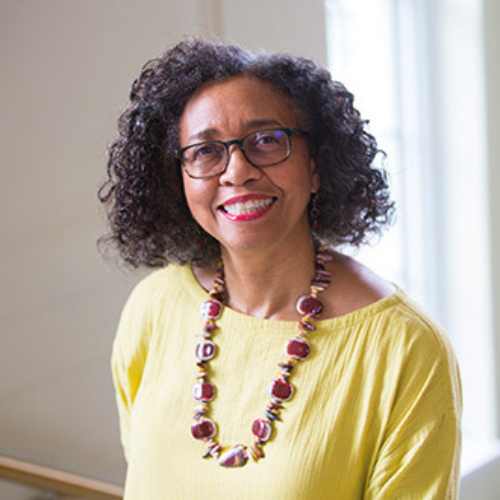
top-left (218, 144), bottom-right (262, 186)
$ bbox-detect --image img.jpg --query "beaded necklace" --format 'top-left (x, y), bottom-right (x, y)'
top-left (191, 248), bottom-right (332, 468)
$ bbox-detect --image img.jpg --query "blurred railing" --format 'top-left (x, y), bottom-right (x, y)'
top-left (0, 454), bottom-right (123, 499)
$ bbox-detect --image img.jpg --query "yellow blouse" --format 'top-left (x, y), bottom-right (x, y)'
top-left (112, 264), bottom-right (461, 499)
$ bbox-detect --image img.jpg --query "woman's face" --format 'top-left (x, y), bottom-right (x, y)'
top-left (179, 75), bottom-right (319, 256)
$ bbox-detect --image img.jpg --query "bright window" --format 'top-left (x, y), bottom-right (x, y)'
top-left (326, 0), bottom-right (495, 473)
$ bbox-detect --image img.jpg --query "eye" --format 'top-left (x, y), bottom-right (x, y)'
top-left (254, 131), bottom-right (281, 145)
top-left (248, 130), bottom-right (287, 151)
top-left (190, 142), bottom-right (225, 162)
top-left (258, 135), bottom-right (277, 145)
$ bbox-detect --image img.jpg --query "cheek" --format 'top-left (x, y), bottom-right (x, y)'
top-left (273, 159), bottom-right (317, 193)
top-left (182, 175), bottom-right (215, 222)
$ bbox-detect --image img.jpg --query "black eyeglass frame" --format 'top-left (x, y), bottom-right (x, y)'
top-left (176, 127), bottom-right (308, 179)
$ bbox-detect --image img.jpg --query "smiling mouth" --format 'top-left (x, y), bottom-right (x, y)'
top-left (221, 197), bottom-right (275, 216)
top-left (218, 197), bottom-right (277, 221)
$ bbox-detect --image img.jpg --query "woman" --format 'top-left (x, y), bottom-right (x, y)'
top-left (99, 39), bottom-right (461, 499)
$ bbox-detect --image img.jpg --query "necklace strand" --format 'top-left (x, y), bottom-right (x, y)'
top-left (191, 247), bottom-right (333, 467)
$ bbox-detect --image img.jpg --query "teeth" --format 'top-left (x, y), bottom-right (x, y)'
top-left (223, 198), bottom-right (274, 216)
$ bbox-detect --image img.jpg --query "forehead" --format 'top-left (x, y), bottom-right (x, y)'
top-left (179, 76), bottom-right (299, 144)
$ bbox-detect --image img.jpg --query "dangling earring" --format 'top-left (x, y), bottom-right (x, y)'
top-left (194, 223), bottom-right (202, 249)
top-left (310, 193), bottom-right (320, 230)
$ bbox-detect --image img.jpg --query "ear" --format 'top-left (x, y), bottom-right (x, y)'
top-left (309, 158), bottom-right (320, 193)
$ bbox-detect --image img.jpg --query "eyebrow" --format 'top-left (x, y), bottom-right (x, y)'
top-left (186, 119), bottom-right (285, 144)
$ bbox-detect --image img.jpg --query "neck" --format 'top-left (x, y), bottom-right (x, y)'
top-left (220, 238), bottom-right (317, 320)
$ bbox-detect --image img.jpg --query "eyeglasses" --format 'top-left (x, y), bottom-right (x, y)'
top-left (176, 127), bottom-right (308, 179)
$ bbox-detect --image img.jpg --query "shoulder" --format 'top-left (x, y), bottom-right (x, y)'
top-left (370, 291), bottom-right (462, 413)
top-left (325, 252), bottom-right (451, 354)
top-left (322, 252), bottom-right (460, 399)
top-left (126, 264), bottom-right (187, 302)
top-left (322, 252), bottom-right (396, 319)
top-left (119, 263), bottom-right (197, 317)
top-left (112, 264), bottom-right (193, 361)
top-left (369, 286), bottom-right (457, 367)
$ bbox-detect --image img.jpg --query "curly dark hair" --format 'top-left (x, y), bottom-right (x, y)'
top-left (99, 38), bottom-right (394, 268)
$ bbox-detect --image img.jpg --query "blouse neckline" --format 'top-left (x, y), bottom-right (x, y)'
top-left (173, 264), bottom-right (406, 333)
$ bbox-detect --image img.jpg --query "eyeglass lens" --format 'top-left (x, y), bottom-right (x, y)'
top-left (182, 129), bottom-right (291, 178)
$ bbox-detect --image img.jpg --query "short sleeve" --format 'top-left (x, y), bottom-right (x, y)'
top-left (111, 280), bottom-right (155, 461)
top-left (364, 317), bottom-right (462, 500)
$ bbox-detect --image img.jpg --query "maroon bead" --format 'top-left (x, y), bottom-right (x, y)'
top-left (195, 340), bottom-right (216, 361)
top-left (192, 381), bottom-right (215, 402)
top-left (286, 338), bottom-right (311, 360)
top-left (269, 378), bottom-right (294, 402)
top-left (296, 295), bottom-right (323, 318)
top-left (252, 418), bottom-right (272, 441)
top-left (191, 419), bottom-right (216, 440)
top-left (201, 299), bottom-right (223, 320)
